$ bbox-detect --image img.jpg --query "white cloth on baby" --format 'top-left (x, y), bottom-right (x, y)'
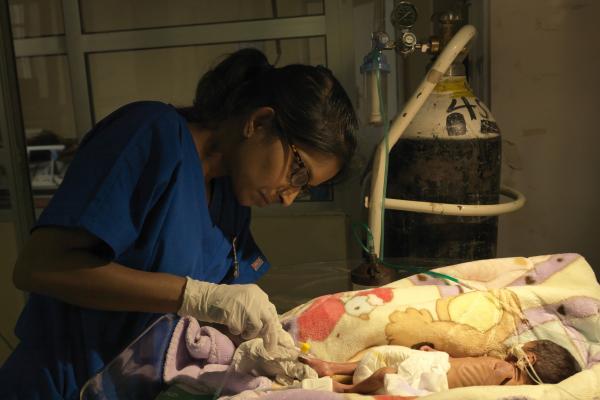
top-left (353, 345), bottom-right (451, 397)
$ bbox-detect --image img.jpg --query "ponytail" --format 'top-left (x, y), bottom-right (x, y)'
top-left (191, 48), bottom-right (272, 126)
top-left (185, 48), bottom-right (357, 179)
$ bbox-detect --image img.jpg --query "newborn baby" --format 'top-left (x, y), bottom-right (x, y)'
top-left (299, 340), bottom-right (580, 396)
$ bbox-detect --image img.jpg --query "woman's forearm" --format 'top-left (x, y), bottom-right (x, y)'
top-left (26, 260), bottom-right (187, 313)
top-left (13, 227), bottom-right (187, 313)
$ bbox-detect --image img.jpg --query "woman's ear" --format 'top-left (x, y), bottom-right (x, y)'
top-left (243, 106), bottom-right (275, 139)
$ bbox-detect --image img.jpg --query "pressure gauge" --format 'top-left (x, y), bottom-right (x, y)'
top-left (391, 1), bottom-right (418, 29)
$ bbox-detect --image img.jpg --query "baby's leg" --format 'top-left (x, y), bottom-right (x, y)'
top-left (348, 366), bottom-right (396, 394)
top-left (299, 357), bottom-right (357, 377)
top-left (301, 361), bottom-right (412, 397)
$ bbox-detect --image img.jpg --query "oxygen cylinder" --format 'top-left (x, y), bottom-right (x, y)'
top-left (384, 65), bottom-right (501, 261)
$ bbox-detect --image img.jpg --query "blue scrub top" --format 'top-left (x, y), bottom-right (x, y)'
top-left (0, 101), bottom-right (270, 399)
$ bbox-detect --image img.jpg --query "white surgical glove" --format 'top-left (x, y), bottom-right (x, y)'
top-left (178, 277), bottom-right (287, 352)
top-left (232, 338), bottom-right (318, 385)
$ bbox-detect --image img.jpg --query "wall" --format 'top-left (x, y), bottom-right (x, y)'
top-left (491, 1), bottom-right (600, 274)
top-left (252, 212), bottom-right (350, 311)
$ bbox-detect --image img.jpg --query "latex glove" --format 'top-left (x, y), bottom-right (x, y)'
top-left (178, 277), bottom-right (284, 352)
top-left (232, 338), bottom-right (318, 385)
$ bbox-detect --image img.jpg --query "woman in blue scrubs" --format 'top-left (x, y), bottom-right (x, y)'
top-left (0, 48), bottom-right (357, 399)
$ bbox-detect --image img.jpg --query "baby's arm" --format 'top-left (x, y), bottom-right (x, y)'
top-left (299, 356), bottom-right (357, 377)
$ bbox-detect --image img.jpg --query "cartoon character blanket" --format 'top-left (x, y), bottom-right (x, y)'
top-left (156, 254), bottom-right (600, 399)
top-left (272, 253), bottom-right (600, 399)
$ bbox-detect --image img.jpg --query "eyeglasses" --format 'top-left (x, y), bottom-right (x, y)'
top-left (289, 144), bottom-right (311, 193)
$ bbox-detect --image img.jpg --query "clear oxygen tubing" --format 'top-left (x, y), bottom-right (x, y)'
top-left (366, 24), bottom-right (525, 258)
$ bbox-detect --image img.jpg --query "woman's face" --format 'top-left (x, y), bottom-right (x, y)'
top-left (229, 107), bottom-right (342, 207)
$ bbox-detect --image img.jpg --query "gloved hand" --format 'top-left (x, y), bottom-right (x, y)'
top-left (232, 337), bottom-right (318, 385)
top-left (178, 277), bottom-right (289, 352)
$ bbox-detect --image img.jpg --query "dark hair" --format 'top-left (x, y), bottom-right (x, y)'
top-left (185, 48), bottom-right (358, 181)
top-left (527, 340), bottom-right (581, 384)
top-left (411, 342), bottom-right (435, 350)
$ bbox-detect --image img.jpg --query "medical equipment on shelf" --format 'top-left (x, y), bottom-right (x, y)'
top-left (360, 33), bottom-right (391, 126)
top-left (26, 144), bottom-right (65, 190)
top-left (353, 1), bottom-right (525, 288)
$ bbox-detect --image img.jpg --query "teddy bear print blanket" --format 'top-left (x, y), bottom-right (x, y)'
top-left (275, 253), bottom-right (600, 399)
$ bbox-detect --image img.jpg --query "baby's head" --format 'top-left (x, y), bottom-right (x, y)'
top-left (413, 339), bottom-right (581, 387)
top-left (507, 340), bottom-right (581, 384)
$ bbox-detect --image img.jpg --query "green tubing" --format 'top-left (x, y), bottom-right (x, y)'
top-left (352, 217), bottom-right (460, 284)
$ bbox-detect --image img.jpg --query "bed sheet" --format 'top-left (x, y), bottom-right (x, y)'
top-left (273, 253), bottom-right (600, 399)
